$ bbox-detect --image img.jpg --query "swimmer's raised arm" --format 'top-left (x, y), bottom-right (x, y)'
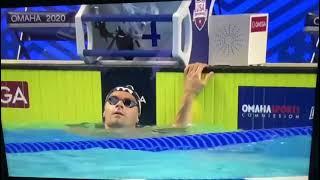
top-left (173, 63), bottom-right (213, 128)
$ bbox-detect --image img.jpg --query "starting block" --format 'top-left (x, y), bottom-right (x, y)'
top-left (75, 1), bottom-right (192, 67)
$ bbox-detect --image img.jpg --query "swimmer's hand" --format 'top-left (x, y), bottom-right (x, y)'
top-left (174, 63), bottom-right (213, 128)
top-left (183, 63), bottom-right (213, 97)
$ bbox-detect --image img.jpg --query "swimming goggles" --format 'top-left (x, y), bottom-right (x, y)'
top-left (107, 96), bottom-right (138, 108)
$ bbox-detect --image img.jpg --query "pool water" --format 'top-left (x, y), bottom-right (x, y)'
top-left (4, 129), bottom-right (311, 179)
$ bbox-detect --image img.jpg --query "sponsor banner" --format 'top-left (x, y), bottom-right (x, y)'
top-left (1, 81), bottom-right (29, 108)
top-left (1, 70), bottom-right (102, 129)
top-left (251, 16), bottom-right (267, 32)
top-left (238, 86), bottom-right (315, 130)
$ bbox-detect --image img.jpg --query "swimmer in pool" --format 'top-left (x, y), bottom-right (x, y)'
top-left (66, 63), bottom-right (213, 136)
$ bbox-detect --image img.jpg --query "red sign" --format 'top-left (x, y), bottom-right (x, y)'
top-left (251, 16), bottom-right (267, 32)
top-left (1, 81), bottom-right (30, 108)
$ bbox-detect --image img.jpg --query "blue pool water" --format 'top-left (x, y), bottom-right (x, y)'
top-left (4, 129), bottom-right (311, 179)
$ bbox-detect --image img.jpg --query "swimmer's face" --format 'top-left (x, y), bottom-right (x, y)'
top-left (103, 91), bottom-right (139, 128)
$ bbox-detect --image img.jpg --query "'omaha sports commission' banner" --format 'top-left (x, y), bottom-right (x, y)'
top-left (238, 87), bottom-right (315, 130)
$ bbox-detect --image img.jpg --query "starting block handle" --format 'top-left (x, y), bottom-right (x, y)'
top-left (172, 0), bottom-right (192, 66)
top-left (75, 5), bottom-right (90, 59)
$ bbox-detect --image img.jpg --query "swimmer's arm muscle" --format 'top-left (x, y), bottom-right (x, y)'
top-left (174, 93), bottom-right (195, 128)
